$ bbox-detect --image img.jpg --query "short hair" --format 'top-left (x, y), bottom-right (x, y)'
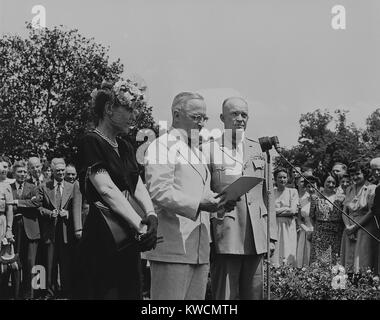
top-left (28, 157), bottom-right (41, 167)
top-left (0, 156), bottom-right (11, 166)
top-left (332, 162), bottom-right (347, 172)
top-left (12, 160), bottom-right (27, 172)
top-left (171, 92), bottom-right (204, 116)
top-left (222, 97), bottom-right (248, 113)
top-left (370, 157), bottom-right (380, 168)
top-left (274, 167), bottom-right (288, 179)
top-left (340, 173), bottom-right (350, 181)
top-left (51, 158), bottom-right (66, 170)
top-left (305, 175), bottom-right (321, 188)
top-left (66, 164), bottom-right (77, 171)
top-left (348, 161), bottom-right (371, 180)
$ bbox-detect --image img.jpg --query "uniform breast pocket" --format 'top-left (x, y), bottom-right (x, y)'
top-left (212, 165), bottom-right (226, 184)
top-left (249, 159), bottom-right (265, 178)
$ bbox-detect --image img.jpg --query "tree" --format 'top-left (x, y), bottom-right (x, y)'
top-left (275, 109), bottom-right (365, 178)
top-left (362, 108), bottom-right (380, 159)
top-left (0, 23), bottom-right (157, 163)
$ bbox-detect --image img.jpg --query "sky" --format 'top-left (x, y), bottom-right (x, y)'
top-left (1, 0), bottom-right (380, 147)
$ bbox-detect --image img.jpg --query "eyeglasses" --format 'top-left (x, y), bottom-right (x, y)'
top-left (188, 114), bottom-right (209, 123)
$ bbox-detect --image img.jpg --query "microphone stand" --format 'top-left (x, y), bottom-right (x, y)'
top-left (275, 148), bottom-right (380, 243)
top-left (265, 149), bottom-right (271, 300)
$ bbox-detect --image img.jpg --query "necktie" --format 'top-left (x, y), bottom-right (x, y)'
top-left (56, 182), bottom-right (62, 210)
top-left (17, 184), bottom-right (23, 197)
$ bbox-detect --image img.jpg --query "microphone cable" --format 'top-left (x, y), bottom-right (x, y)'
top-left (275, 148), bottom-right (380, 243)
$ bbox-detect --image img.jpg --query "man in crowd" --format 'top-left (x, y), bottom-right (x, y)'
top-left (144, 92), bottom-right (233, 300)
top-left (202, 97), bottom-right (277, 300)
top-left (37, 158), bottom-right (82, 299)
top-left (9, 160), bottom-right (40, 299)
top-left (332, 162), bottom-right (348, 196)
top-left (370, 158), bottom-right (380, 185)
top-left (64, 164), bottom-right (77, 184)
top-left (27, 157), bottom-right (45, 187)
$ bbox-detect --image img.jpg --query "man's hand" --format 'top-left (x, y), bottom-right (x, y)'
top-left (346, 224), bottom-right (357, 235)
top-left (5, 229), bottom-right (14, 242)
top-left (269, 241), bottom-right (276, 258)
top-left (74, 230), bottom-right (82, 240)
top-left (264, 241), bottom-right (276, 259)
top-left (199, 195), bottom-right (221, 213)
top-left (59, 209), bottom-right (69, 219)
top-left (51, 209), bottom-right (59, 219)
top-left (138, 215), bottom-right (162, 252)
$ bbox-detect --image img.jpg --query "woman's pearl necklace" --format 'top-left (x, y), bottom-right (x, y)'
top-left (93, 128), bottom-right (118, 148)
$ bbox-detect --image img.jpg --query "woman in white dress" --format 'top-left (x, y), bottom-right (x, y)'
top-left (271, 168), bottom-right (299, 267)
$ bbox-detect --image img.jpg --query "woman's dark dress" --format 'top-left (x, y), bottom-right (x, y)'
top-left (74, 132), bottom-right (142, 299)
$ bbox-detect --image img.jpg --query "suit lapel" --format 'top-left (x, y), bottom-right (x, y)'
top-left (45, 180), bottom-right (57, 209)
top-left (243, 139), bottom-right (251, 166)
top-left (61, 181), bottom-right (72, 209)
top-left (21, 182), bottom-right (33, 199)
top-left (176, 143), bottom-right (207, 184)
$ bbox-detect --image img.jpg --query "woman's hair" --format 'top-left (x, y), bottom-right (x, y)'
top-left (91, 80), bottom-right (145, 125)
top-left (305, 175), bottom-right (321, 188)
top-left (274, 167), bottom-right (288, 179)
top-left (92, 81), bottom-right (116, 125)
top-left (347, 161), bottom-right (371, 180)
top-left (322, 172), bottom-right (339, 186)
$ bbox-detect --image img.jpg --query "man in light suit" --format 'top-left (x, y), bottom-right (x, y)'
top-left (37, 158), bottom-right (82, 299)
top-left (202, 97), bottom-right (277, 300)
top-left (9, 160), bottom-right (40, 299)
top-left (144, 92), bottom-right (233, 300)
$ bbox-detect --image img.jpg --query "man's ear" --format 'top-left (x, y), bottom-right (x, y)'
top-left (104, 101), bottom-right (113, 116)
top-left (220, 113), bottom-right (224, 123)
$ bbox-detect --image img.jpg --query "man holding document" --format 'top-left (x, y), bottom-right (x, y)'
top-left (144, 92), bottom-right (234, 299)
top-left (202, 97), bottom-right (277, 300)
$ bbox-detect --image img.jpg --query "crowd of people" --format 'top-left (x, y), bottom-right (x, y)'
top-left (1, 79), bottom-right (380, 301)
top-left (272, 161), bottom-right (380, 276)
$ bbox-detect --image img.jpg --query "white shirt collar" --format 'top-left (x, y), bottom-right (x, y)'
top-left (54, 180), bottom-right (64, 188)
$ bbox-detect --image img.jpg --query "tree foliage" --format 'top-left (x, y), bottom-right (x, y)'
top-left (275, 108), bottom-right (380, 178)
top-left (0, 23), bottom-right (157, 163)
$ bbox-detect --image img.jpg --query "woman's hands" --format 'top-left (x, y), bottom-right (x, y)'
top-left (137, 215), bottom-right (163, 252)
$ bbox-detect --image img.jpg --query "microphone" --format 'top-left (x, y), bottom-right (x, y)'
top-left (258, 136), bottom-right (281, 153)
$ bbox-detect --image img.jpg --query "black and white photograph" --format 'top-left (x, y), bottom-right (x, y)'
top-left (1, 0), bottom-right (380, 308)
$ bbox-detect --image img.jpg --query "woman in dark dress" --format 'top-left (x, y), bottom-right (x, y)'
top-left (74, 80), bottom-right (159, 299)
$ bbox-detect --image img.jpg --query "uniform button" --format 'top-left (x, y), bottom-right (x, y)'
top-left (248, 202), bottom-right (252, 205)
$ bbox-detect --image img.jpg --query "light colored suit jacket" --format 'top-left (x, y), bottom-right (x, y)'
top-left (202, 135), bottom-right (277, 255)
top-left (144, 128), bottom-right (214, 264)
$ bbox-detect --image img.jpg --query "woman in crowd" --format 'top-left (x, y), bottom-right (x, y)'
top-left (340, 162), bottom-right (377, 273)
top-left (339, 174), bottom-right (351, 195)
top-left (272, 167), bottom-right (299, 267)
top-left (75, 80), bottom-right (159, 299)
top-left (296, 175), bottom-right (318, 267)
top-left (42, 161), bottom-right (52, 181)
top-left (310, 173), bottom-right (344, 265)
top-left (287, 166), bottom-right (301, 188)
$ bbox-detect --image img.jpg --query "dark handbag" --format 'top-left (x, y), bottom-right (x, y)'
top-left (94, 191), bottom-right (145, 251)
